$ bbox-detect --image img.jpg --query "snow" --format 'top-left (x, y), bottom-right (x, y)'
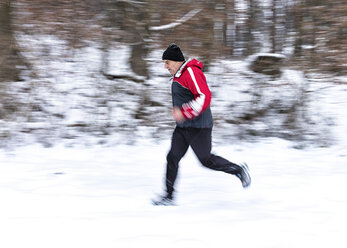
top-left (149, 9), bottom-right (202, 31)
top-left (1, 136), bottom-right (347, 248)
top-left (2, 33), bottom-right (347, 248)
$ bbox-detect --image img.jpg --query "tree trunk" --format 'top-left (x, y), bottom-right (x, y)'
top-left (0, 0), bottom-right (22, 82)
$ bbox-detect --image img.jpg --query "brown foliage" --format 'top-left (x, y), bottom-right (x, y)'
top-left (3, 0), bottom-right (347, 78)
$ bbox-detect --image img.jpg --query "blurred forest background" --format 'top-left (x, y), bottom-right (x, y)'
top-left (0, 0), bottom-right (346, 148)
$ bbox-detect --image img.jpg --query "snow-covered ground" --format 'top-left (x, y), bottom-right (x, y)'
top-left (1, 135), bottom-right (347, 248)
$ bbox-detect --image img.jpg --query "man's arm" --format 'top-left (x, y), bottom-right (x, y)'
top-left (180, 67), bottom-right (211, 120)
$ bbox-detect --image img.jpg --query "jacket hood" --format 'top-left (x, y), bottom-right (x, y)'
top-left (175, 59), bottom-right (203, 78)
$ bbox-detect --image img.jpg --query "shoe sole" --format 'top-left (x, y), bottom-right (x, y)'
top-left (240, 163), bottom-right (251, 188)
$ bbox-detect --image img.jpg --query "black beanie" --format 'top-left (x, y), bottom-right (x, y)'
top-left (162, 43), bottom-right (185, 61)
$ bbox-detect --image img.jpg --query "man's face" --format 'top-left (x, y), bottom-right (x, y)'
top-left (163, 60), bottom-right (182, 76)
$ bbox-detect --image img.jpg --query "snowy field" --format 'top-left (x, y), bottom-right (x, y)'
top-left (1, 135), bottom-right (347, 248)
top-left (1, 36), bottom-right (347, 247)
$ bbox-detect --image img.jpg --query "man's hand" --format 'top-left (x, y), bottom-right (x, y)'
top-left (172, 107), bottom-right (185, 123)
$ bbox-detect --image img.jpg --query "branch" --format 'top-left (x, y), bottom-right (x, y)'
top-left (102, 72), bottom-right (145, 83)
top-left (149, 9), bottom-right (201, 31)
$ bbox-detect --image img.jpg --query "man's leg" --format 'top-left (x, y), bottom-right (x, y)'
top-left (165, 127), bottom-right (189, 197)
top-left (189, 129), bottom-right (250, 186)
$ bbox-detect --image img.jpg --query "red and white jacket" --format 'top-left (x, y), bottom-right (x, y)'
top-left (171, 59), bottom-right (213, 128)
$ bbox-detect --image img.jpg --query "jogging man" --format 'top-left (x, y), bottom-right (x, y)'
top-left (153, 43), bottom-right (251, 206)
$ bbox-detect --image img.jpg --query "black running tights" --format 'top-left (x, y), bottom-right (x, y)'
top-left (165, 127), bottom-right (242, 196)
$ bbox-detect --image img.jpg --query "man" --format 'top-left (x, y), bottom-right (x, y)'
top-left (153, 43), bottom-right (251, 206)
